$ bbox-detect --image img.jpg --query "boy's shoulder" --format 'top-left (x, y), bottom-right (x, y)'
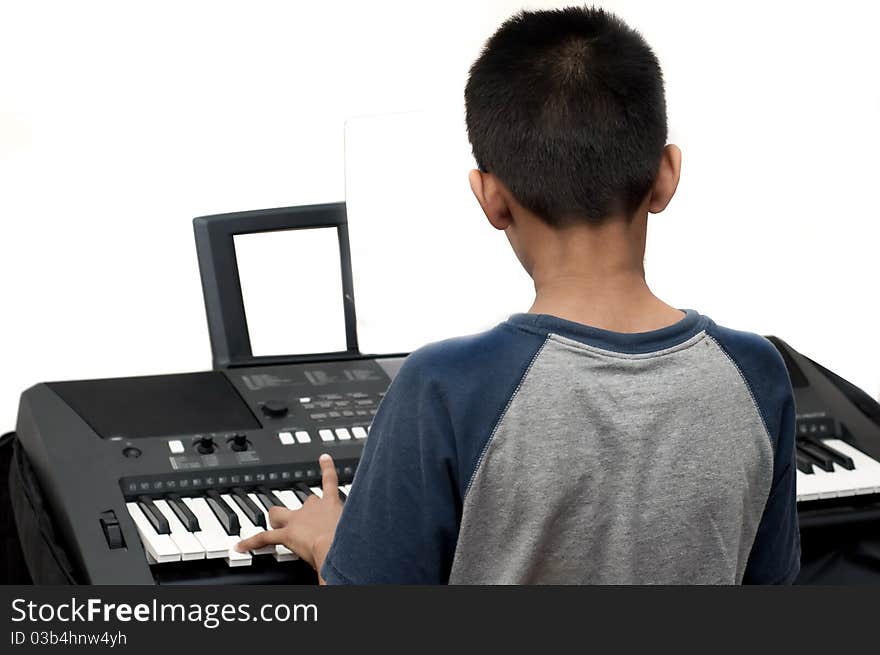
top-left (395, 319), bottom-right (547, 395)
top-left (704, 320), bottom-right (787, 371)
top-left (701, 319), bottom-right (794, 445)
top-left (703, 320), bottom-right (792, 394)
top-left (374, 321), bottom-right (550, 497)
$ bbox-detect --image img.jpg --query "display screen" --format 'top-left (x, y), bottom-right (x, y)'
top-left (234, 227), bottom-right (348, 356)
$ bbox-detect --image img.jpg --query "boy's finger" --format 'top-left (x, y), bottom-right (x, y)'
top-left (268, 506), bottom-right (291, 529)
top-left (235, 528), bottom-right (285, 553)
top-left (319, 453), bottom-right (339, 498)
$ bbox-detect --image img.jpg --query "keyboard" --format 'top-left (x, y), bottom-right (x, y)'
top-left (126, 483), bottom-right (355, 567)
top-left (770, 336), bottom-right (880, 519)
top-left (14, 357), bottom-right (403, 584)
top-left (795, 437), bottom-right (880, 502)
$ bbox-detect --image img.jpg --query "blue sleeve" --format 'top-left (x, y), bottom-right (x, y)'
top-left (320, 345), bottom-right (461, 584)
top-left (708, 324), bottom-right (801, 584)
top-left (744, 390), bottom-right (800, 583)
top-left (320, 324), bottom-right (546, 584)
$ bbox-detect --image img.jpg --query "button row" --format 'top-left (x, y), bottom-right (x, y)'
top-left (278, 430), bottom-right (312, 445)
top-left (124, 469), bottom-right (321, 494)
top-left (309, 409), bottom-right (377, 420)
top-left (281, 426), bottom-right (368, 445)
top-left (304, 392), bottom-right (373, 401)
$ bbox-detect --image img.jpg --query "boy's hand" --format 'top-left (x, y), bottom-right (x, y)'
top-left (235, 454), bottom-right (343, 576)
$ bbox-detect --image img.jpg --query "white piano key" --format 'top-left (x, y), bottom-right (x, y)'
top-left (153, 499), bottom-right (204, 561)
top-left (276, 489), bottom-right (304, 510)
top-left (247, 492), bottom-right (296, 562)
top-left (221, 494), bottom-right (276, 556)
top-left (309, 486), bottom-right (323, 498)
top-left (818, 463), bottom-right (847, 499)
top-left (183, 497), bottom-right (251, 566)
top-left (126, 502), bottom-right (180, 564)
top-left (795, 470), bottom-right (821, 502)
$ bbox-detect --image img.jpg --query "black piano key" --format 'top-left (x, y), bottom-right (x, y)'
top-left (165, 494), bottom-right (200, 532)
top-left (293, 482), bottom-right (314, 503)
top-left (797, 441), bottom-right (836, 472)
top-left (205, 490), bottom-right (240, 535)
top-left (809, 440), bottom-right (855, 471)
top-left (795, 452), bottom-right (815, 475)
top-left (231, 487), bottom-right (266, 529)
top-left (136, 496), bottom-right (170, 535)
top-left (255, 486), bottom-right (284, 510)
top-left (338, 489), bottom-right (347, 502)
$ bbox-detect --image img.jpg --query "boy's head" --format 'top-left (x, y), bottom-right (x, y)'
top-left (465, 6), bottom-right (680, 237)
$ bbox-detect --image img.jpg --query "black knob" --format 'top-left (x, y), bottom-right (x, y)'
top-left (195, 436), bottom-right (215, 455)
top-left (122, 446), bottom-right (141, 458)
top-left (262, 400), bottom-right (289, 418)
top-left (229, 434), bottom-right (248, 452)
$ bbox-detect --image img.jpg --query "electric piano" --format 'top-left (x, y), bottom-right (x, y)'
top-left (768, 337), bottom-right (880, 583)
top-left (14, 358), bottom-right (402, 584)
top-left (12, 203), bottom-right (407, 584)
top-left (768, 336), bottom-right (880, 513)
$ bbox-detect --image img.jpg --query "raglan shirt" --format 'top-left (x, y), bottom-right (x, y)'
top-left (320, 310), bottom-right (800, 584)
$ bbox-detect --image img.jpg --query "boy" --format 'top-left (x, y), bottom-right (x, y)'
top-left (237, 6), bottom-right (800, 584)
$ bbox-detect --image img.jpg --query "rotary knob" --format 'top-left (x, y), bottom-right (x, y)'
top-left (229, 434), bottom-right (248, 452)
top-left (261, 400), bottom-right (289, 418)
top-left (195, 436), bottom-right (215, 455)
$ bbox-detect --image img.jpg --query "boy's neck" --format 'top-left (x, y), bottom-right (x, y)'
top-left (522, 215), bottom-right (684, 333)
top-left (529, 273), bottom-right (684, 334)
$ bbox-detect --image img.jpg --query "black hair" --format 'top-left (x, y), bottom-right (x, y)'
top-left (465, 6), bottom-right (667, 226)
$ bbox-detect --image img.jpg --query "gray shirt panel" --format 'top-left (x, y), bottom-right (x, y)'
top-left (448, 331), bottom-right (774, 584)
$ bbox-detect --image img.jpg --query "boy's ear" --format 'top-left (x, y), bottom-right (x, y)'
top-left (468, 169), bottom-right (513, 230)
top-left (647, 144), bottom-right (682, 215)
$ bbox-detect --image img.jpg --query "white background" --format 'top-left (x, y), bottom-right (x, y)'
top-left (1, 0), bottom-right (878, 430)
top-left (234, 227), bottom-right (347, 355)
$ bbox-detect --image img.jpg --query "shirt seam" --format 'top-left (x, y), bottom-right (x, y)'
top-left (707, 333), bottom-right (797, 587)
top-left (705, 335), bottom-right (774, 451)
top-left (462, 336), bottom-right (550, 499)
top-left (546, 330), bottom-right (708, 360)
top-left (506, 312), bottom-right (708, 355)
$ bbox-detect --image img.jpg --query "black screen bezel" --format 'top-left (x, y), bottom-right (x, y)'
top-left (193, 203), bottom-right (361, 369)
